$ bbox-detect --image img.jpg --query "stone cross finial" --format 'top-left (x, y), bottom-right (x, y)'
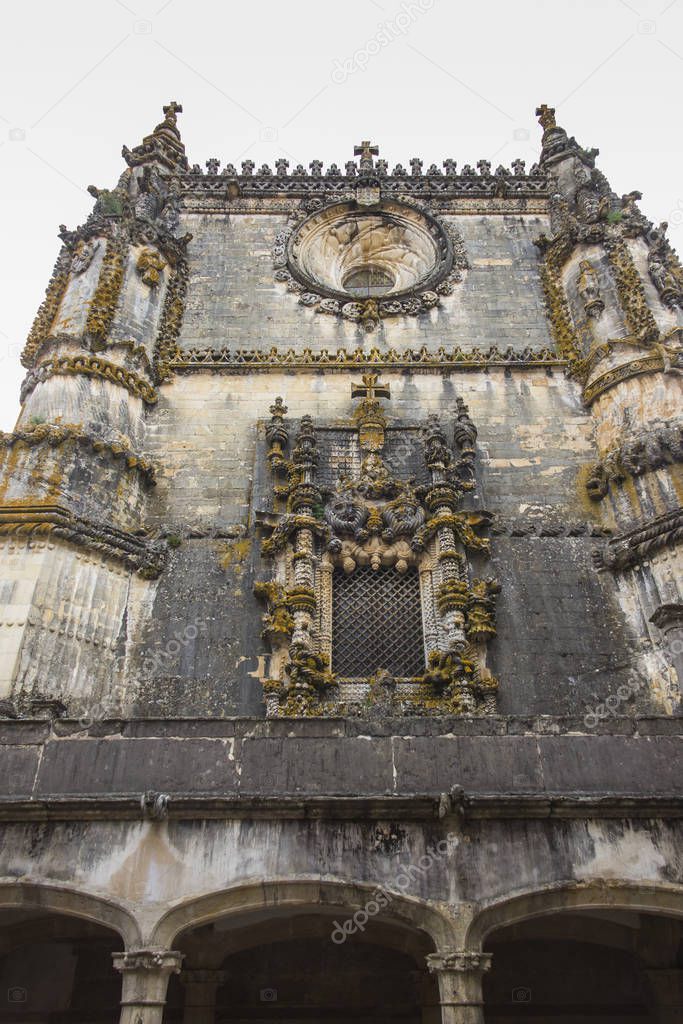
top-left (351, 373), bottom-right (390, 402)
top-left (205, 157), bottom-right (220, 175)
top-left (536, 104), bottom-right (556, 130)
top-left (354, 139), bottom-right (379, 172)
top-left (162, 100), bottom-right (183, 124)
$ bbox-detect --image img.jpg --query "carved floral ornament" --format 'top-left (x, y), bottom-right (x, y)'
top-left (255, 377), bottom-right (500, 718)
top-left (272, 198), bottom-right (468, 331)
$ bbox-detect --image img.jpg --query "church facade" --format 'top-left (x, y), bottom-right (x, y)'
top-left (0, 102), bottom-right (682, 1021)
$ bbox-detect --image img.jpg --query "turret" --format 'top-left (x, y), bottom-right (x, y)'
top-left (0, 103), bottom-right (191, 713)
top-left (534, 104), bottom-right (683, 707)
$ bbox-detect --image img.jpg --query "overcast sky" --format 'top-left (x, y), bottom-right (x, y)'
top-left (0, 0), bottom-right (681, 430)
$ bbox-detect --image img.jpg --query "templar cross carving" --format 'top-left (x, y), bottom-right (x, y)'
top-left (351, 373), bottom-right (390, 402)
top-left (354, 140), bottom-right (379, 173)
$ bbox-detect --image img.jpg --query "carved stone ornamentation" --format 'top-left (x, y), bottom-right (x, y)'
top-left (272, 184), bottom-right (469, 330)
top-left (648, 232), bottom-right (683, 309)
top-left (256, 378), bottom-right (499, 717)
top-left (136, 247), bottom-right (167, 287)
top-left (577, 259), bottom-right (605, 318)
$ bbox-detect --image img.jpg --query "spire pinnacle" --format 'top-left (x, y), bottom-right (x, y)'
top-left (535, 104), bottom-right (556, 132)
top-left (122, 100), bottom-right (188, 173)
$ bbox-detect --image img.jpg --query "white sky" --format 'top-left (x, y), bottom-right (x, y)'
top-left (1, 0), bottom-right (681, 431)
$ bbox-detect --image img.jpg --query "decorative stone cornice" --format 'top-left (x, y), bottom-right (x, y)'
top-left (426, 951), bottom-right (492, 974)
top-left (594, 508), bottom-right (683, 572)
top-left (583, 347), bottom-right (683, 406)
top-left (171, 344), bottom-right (562, 372)
top-left (22, 354), bottom-right (157, 405)
top-left (0, 503), bottom-right (167, 578)
top-left (0, 424), bottom-right (157, 485)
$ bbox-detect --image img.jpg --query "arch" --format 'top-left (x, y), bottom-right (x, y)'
top-left (0, 879), bottom-right (142, 947)
top-left (149, 876), bottom-right (457, 950)
top-left (466, 879), bottom-right (683, 949)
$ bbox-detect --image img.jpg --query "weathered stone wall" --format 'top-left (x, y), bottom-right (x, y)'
top-left (177, 214), bottom-right (550, 354)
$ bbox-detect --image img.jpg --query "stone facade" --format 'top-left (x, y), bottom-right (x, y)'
top-left (0, 102), bottom-right (681, 1022)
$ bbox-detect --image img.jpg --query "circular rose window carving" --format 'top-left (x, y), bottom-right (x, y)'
top-left (272, 199), bottom-right (468, 329)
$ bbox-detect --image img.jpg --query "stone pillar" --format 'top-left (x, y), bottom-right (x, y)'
top-left (180, 968), bottom-right (226, 1024)
top-left (112, 948), bottom-right (184, 1024)
top-left (426, 950), bottom-right (492, 1024)
top-left (645, 968), bottom-right (683, 1022)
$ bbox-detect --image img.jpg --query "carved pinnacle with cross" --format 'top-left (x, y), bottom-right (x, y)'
top-left (163, 101), bottom-right (183, 124)
top-left (354, 140), bottom-right (379, 173)
top-left (352, 373), bottom-right (390, 402)
top-left (535, 104), bottom-right (556, 131)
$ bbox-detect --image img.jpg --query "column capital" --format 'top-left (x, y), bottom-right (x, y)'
top-left (426, 950), bottom-right (492, 974)
top-left (113, 948), bottom-right (184, 974)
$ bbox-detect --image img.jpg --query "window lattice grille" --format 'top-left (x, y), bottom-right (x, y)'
top-left (332, 566), bottom-right (425, 678)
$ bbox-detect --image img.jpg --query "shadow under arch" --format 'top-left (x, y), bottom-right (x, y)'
top-left (0, 878), bottom-right (142, 947)
top-left (150, 876), bottom-right (457, 950)
top-left (466, 879), bottom-right (683, 949)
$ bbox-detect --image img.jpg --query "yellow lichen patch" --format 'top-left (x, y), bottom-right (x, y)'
top-left (85, 240), bottom-right (125, 345)
top-left (217, 537), bottom-right (252, 572)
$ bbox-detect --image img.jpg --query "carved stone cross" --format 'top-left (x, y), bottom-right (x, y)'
top-left (163, 100), bottom-right (183, 123)
top-left (351, 373), bottom-right (390, 402)
top-left (536, 104), bottom-right (556, 130)
top-left (354, 140), bottom-right (379, 172)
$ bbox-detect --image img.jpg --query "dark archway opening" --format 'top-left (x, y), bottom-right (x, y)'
top-left (167, 908), bottom-right (437, 1024)
top-left (483, 910), bottom-right (683, 1022)
top-left (0, 909), bottom-right (121, 1022)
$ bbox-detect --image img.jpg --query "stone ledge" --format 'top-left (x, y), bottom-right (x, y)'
top-left (0, 721), bottom-right (680, 806)
top-left (0, 793), bottom-right (680, 823)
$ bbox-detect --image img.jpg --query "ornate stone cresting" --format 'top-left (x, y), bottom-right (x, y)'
top-left (256, 378), bottom-right (499, 717)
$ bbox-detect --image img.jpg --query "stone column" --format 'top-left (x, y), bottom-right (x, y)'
top-left (181, 968), bottom-right (226, 1024)
top-left (112, 948), bottom-right (184, 1024)
top-left (426, 950), bottom-right (492, 1024)
top-left (645, 968), bottom-right (683, 1023)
